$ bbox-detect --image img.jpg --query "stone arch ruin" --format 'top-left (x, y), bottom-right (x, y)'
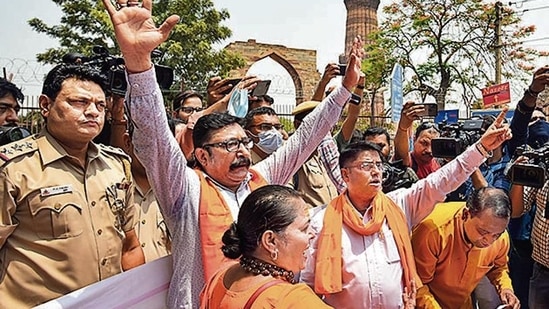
top-left (224, 39), bottom-right (320, 104)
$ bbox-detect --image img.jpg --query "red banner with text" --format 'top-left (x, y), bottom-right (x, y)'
top-left (481, 82), bottom-right (511, 108)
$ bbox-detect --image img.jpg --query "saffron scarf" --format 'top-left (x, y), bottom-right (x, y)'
top-left (314, 191), bottom-right (420, 294)
top-left (197, 169), bottom-right (268, 281)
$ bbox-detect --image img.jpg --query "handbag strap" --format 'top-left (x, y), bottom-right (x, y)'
top-left (243, 279), bottom-right (285, 309)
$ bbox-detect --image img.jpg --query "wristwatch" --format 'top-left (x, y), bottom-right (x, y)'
top-left (349, 93), bottom-right (362, 105)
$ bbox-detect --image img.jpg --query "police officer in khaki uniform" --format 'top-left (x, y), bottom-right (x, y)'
top-left (118, 119), bottom-right (171, 262)
top-left (0, 64), bottom-right (144, 308)
top-left (289, 101), bottom-right (339, 207)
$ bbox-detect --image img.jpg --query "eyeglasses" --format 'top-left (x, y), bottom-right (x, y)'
top-left (202, 137), bottom-right (254, 152)
top-left (178, 106), bottom-right (204, 114)
top-left (345, 161), bottom-right (384, 172)
top-left (248, 123), bottom-right (284, 131)
top-left (0, 102), bottom-right (20, 114)
top-left (531, 116), bottom-right (546, 122)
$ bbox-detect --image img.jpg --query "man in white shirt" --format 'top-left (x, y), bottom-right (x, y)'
top-left (301, 109), bottom-right (512, 308)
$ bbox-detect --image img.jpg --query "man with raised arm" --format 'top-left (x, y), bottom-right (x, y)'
top-left (103, 1), bottom-right (362, 307)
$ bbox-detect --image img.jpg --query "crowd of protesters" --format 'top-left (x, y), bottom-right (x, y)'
top-left (2, 0), bottom-right (549, 308)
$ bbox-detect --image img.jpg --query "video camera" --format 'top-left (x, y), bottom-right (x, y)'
top-left (431, 119), bottom-right (484, 158)
top-left (507, 143), bottom-right (549, 188)
top-left (63, 46), bottom-right (174, 96)
top-left (0, 126), bottom-right (31, 146)
top-left (382, 160), bottom-right (416, 193)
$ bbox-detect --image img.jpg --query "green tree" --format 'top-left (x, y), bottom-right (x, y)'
top-left (367, 0), bottom-right (545, 110)
top-left (28, 0), bottom-right (244, 92)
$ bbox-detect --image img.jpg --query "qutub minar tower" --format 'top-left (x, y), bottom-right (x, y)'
top-left (343, 0), bottom-right (381, 57)
top-left (342, 0), bottom-right (384, 121)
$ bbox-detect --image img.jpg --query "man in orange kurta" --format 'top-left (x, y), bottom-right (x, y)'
top-left (412, 188), bottom-right (519, 309)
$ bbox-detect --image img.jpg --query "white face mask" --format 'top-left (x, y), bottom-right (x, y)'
top-left (255, 129), bottom-right (284, 154)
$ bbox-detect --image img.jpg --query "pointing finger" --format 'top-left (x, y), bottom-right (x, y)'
top-left (493, 107), bottom-right (508, 127)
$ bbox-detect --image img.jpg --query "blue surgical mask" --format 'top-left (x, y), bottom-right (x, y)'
top-left (255, 129), bottom-right (283, 154)
top-left (227, 88), bottom-right (249, 118)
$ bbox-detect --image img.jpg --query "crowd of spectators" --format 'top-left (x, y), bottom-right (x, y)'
top-left (2, 1), bottom-right (549, 308)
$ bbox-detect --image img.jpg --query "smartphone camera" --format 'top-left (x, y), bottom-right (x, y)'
top-left (419, 103), bottom-right (438, 117)
top-left (338, 64), bottom-right (347, 76)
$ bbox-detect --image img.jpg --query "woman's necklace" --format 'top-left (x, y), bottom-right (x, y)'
top-left (239, 256), bottom-right (295, 283)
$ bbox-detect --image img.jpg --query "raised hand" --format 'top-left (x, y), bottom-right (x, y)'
top-left (398, 101), bottom-right (425, 130)
top-left (342, 35), bottom-right (364, 91)
top-left (102, 0), bottom-right (180, 72)
top-left (530, 66), bottom-right (549, 93)
top-left (478, 107), bottom-right (513, 151)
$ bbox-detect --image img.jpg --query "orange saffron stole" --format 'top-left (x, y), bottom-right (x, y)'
top-left (314, 191), bottom-right (421, 294)
top-left (197, 169), bottom-right (268, 281)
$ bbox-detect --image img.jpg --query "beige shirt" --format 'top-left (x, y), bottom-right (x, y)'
top-left (290, 151), bottom-right (338, 207)
top-left (134, 185), bottom-right (171, 262)
top-left (250, 148), bottom-right (264, 165)
top-left (0, 130), bottom-right (136, 307)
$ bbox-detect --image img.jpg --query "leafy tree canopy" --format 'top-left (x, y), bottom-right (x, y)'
top-left (362, 0), bottom-right (546, 109)
top-left (28, 0), bottom-right (244, 92)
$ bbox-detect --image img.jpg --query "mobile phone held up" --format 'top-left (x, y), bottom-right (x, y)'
top-left (337, 64), bottom-right (347, 76)
top-left (250, 80), bottom-right (271, 97)
top-left (419, 103), bottom-right (438, 117)
top-left (220, 78), bottom-right (243, 95)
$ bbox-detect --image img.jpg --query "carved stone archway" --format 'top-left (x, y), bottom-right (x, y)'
top-left (224, 39), bottom-right (320, 103)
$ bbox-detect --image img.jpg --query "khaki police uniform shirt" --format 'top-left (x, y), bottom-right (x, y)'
top-left (0, 130), bottom-right (136, 308)
top-left (290, 150), bottom-right (338, 207)
top-left (134, 184), bottom-right (171, 262)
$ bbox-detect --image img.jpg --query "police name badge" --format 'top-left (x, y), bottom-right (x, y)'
top-left (40, 185), bottom-right (73, 197)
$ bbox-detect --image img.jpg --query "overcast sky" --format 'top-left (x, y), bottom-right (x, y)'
top-left (2, 0), bottom-right (548, 100)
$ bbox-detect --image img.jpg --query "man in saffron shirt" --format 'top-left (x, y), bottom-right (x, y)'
top-left (412, 188), bottom-right (519, 309)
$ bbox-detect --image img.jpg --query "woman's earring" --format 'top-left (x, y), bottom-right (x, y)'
top-left (270, 249), bottom-right (278, 262)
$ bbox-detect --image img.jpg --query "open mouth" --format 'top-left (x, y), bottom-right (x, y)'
top-left (370, 178), bottom-right (382, 186)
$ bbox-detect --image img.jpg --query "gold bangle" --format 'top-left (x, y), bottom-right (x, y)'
top-left (398, 125), bottom-right (408, 132)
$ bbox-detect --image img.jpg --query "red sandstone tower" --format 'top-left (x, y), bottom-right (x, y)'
top-left (343, 0), bottom-right (381, 58)
top-left (343, 0), bottom-right (384, 123)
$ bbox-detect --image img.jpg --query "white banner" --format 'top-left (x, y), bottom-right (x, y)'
top-left (35, 255), bottom-right (173, 309)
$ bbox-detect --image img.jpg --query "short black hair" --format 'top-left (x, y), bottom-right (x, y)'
top-left (172, 90), bottom-right (203, 111)
top-left (193, 112), bottom-right (244, 150)
top-left (414, 122), bottom-right (440, 139)
top-left (364, 126), bottom-right (391, 145)
top-left (256, 94), bottom-right (274, 105)
top-left (244, 106), bottom-right (278, 129)
top-left (0, 78), bottom-right (24, 103)
top-left (221, 185), bottom-right (302, 259)
top-left (467, 187), bottom-right (511, 219)
top-left (339, 141), bottom-right (383, 168)
top-left (41, 64), bottom-right (109, 100)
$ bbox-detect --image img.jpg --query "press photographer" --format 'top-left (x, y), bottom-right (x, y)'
top-left (431, 118), bottom-right (485, 158)
top-left (506, 143), bottom-right (549, 188)
top-left (362, 126), bottom-right (419, 192)
top-left (382, 159), bottom-right (417, 193)
top-left (439, 115), bottom-right (512, 204)
top-left (62, 46), bottom-right (174, 96)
